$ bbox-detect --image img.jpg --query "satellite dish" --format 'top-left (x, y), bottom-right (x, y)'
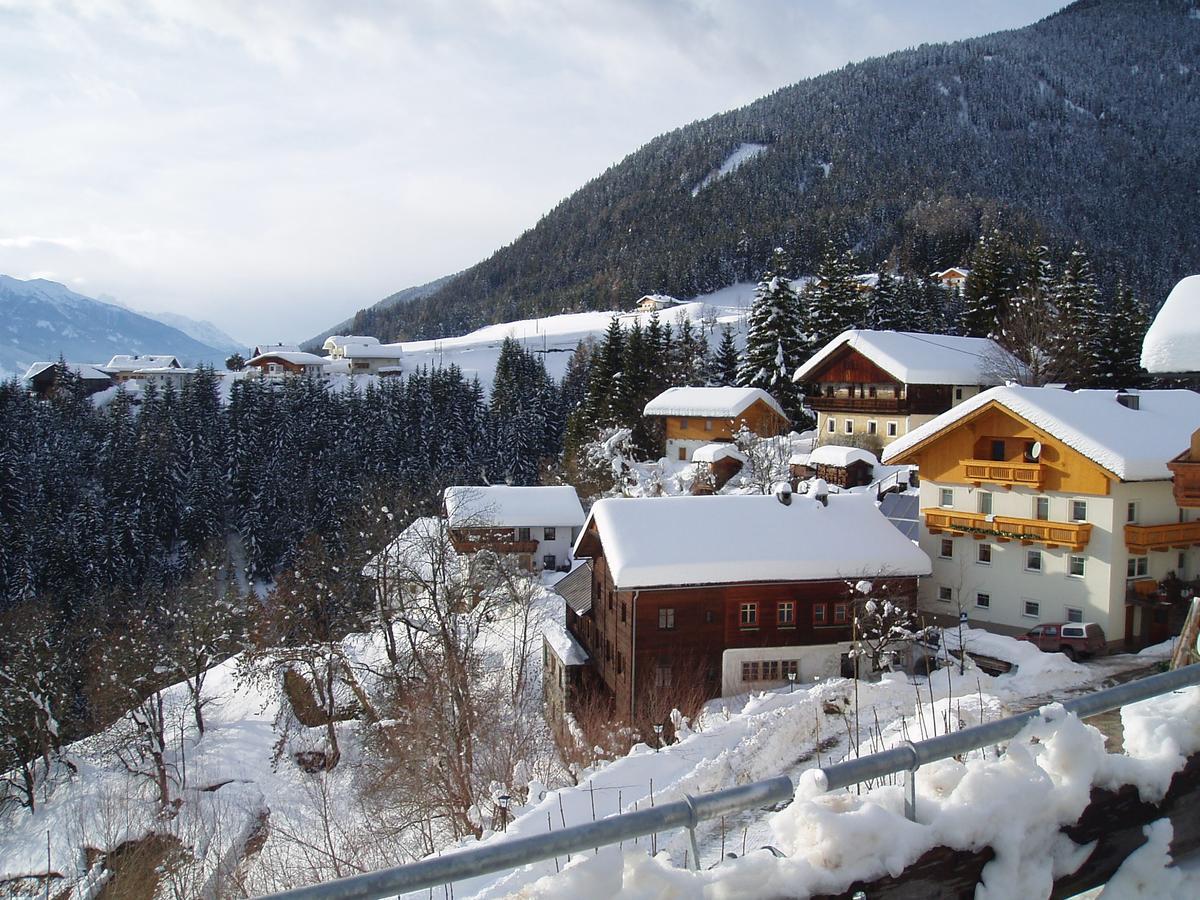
top-left (1029, 441), bottom-right (1042, 460)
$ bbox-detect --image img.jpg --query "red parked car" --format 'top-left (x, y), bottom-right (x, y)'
top-left (1017, 622), bottom-right (1107, 661)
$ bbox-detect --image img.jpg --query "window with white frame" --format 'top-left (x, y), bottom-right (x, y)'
top-left (1023, 599), bottom-right (1040, 618)
top-left (939, 538), bottom-right (954, 559)
top-left (1034, 496), bottom-right (1050, 520)
top-left (977, 543), bottom-right (992, 565)
top-left (976, 592), bottom-right (991, 609)
top-left (658, 607), bottom-right (675, 630)
top-left (1127, 556), bottom-right (1149, 578)
top-left (937, 586), bottom-right (953, 603)
top-left (777, 601), bottom-right (795, 626)
top-left (1025, 549), bottom-right (1043, 572)
top-left (1069, 556), bottom-right (1086, 577)
top-left (739, 602), bottom-right (758, 627)
top-left (845, 419), bottom-right (854, 435)
top-left (543, 526), bottom-right (556, 541)
top-left (940, 488), bottom-right (954, 508)
top-left (887, 421), bottom-right (898, 436)
top-left (1126, 501), bottom-right (1138, 524)
top-left (827, 418), bottom-right (836, 433)
top-left (867, 420), bottom-right (877, 435)
top-left (1071, 500), bottom-right (1088, 522)
top-left (1066, 606), bottom-right (1083, 623)
top-left (978, 491), bottom-right (993, 515)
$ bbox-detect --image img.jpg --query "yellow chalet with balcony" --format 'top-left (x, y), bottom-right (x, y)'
top-left (883, 385), bottom-right (1200, 649)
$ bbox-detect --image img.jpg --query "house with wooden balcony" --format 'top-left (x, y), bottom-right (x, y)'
top-left (563, 492), bottom-right (931, 721)
top-left (883, 385), bottom-right (1200, 648)
top-left (643, 386), bottom-right (789, 463)
top-left (443, 485), bottom-right (586, 573)
top-left (793, 330), bottom-right (1018, 448)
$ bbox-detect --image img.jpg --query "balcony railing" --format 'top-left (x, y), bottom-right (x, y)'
top-left (924, 509), bottom-right (1092, 551)
top-left (1168, 454), bottom-right (1200, 508)
top-left (962, 459), bottom-right (1044, 489)
top-left (1125, 521), bottom-right (1200, 554)
top-left (807, 396), bottom-right (908, 414)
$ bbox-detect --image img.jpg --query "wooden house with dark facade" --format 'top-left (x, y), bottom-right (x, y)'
top-left (793, 330), bottom-right (1017, 448)
top-left (643, 386), bottom-right (789, 463)
top-left (560, 493), bottom-right (931, 722)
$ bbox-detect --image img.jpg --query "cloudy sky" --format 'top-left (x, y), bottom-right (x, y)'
top-left (0, 0), bottom-right (1065, 343)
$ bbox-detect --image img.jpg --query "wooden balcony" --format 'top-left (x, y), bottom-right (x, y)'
top-left (1125, 521), bottom-right (1200, 554)
top-left (808, 396), bottom-right (908, 414)
top-left (962, 459), bottom-right (1044, 490)
top-left (924, 509), bottom-right (1092, 551)
top-left (1168, 453), bottom-right (1200, 508)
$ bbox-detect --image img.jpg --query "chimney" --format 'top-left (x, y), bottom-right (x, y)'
top-left (811, 478), bottom-right (829, 507)
top-left (775, 483), bottom-right (792, 506)
top-left (1116, 389), bottom-right (1140, 411)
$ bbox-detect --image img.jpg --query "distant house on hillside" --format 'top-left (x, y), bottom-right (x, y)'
top-left (135, 366), bottom-right (197, 392)
top-left (322, 335), bottom-right (380, 357)
top-left (794, 330), bottom-right (1018, 447)
top-left (22, 361), bottom-right (114, 399)
top-left (443, 485), bottom-right (586, 573)
top-left (931, 268), bottom-right (971, 290)
top-left (807, 444), bottom-right (876, 488)
top-left (560, 493), bottom-right (931, 719)
top-left (635, 294), bottom-right (680, 313)
top-left (246, 350), bottom-right (329, 378)
top-left (643, 386), bottom-right (789, 462)
top-left (104, 354), bottom-right (180, 384)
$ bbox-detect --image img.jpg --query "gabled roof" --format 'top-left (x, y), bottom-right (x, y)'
top-left (882, 386), bottom-right (1200, 482)
top-left (1141, 275), bottom-right (1200, 374)
top-left (341, 343), bottom-right (405, 360)
top-left (443, 485), bottom-right (586, 528)
top-left (252, 343), bottom-right (300, 356)
top-left (22, 361), bottom-right (113, 382)
top-left (324, 335), bottom-right (380, 349)
top-left (105, 354), bottom-right (179, 371)
top-left (808, 445), bottom-right (877, 468)
top-left (643, 386), bottom-right (786, 420)
top-left (793, 329), bottom-right (1015, 386)
top-left (691, 442), bottom-right (748, 464)
top-left (931, 267), bottom-right (971, 279)
top-left (246, 350), bottom-right (329, 367)
top-left (572, 494), bottom-right (930, 590)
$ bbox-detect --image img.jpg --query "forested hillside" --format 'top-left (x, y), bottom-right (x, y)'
top-left (343, 0), bottom-right (1200, 341)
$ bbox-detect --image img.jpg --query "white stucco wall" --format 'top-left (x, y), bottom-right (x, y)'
top-left (721, 643), bottom-right (851, 696)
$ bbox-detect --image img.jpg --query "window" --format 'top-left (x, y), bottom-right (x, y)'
top-left (704, 610), bottom-right (715, 624)
top-left (680, 417), bottom-right (689, 429)
top-left (782, 660), bottom-right (799, 678)
top-left (1069, 556), bottom-right (1086, 577)
top-left (1071, 500), bottom-right (1088, 522)
top-left (955, 387), bottom-right (964, 401)
top-left (763, 660), bottom-right (780, 681)
top-left (655, 664), bottom-right (671, 688)
top-left (616, 652), bottom-right (624, 675)
top-left (658, 607), bottom-right (675, 630)
top-left (1127, 556), bottom-right (1149, 578)
top-left (827, 418), bottom-right (836, 433)
top-left (937, 586), bottom-right (953, 603)
top-left (518, 527), bottom-right (531, 541)
top-left (887, 421), bottom-right (898, 437)
top-left (678, 447), bottom-right (688, 461)
top-left (939, 539), bottom-right (954, 559)
top-left (811, 603), bottom-right (827, 626)
top-left (544, 526), bottom-right (556, 541)
top-left (741, 661), bottom-right (760, 682)
top-left (1126, 502), bottom-right (1138, 524)
top-left (1025, 549), bottom-right (1043, 573)
top-left (1066, 607), bottom-right (1083, 623)
top-left (620, 602), bottom-right (627, 623)
top-left (1023, 600), bottom-right (1040, 618)
top-left (777, 602), bottom-right (795, 626)
top-left (867, 420), bottom-right (877, 435)
top-left (845, 419), bottom-right (854, 435)
top-left (543, 554), bottom-right (556, 570)
top-left (940, 488), bottom-right (954, 508)
top-left (868, 385), bottom-right (877, 398)
top-left (975, 592), bottom-right (991, 609)
top-left (978, 491), bottom-right (993, 515)
top-left (990, 439), bottom-right (1005, 462)
top-left (705, 418), bottom-right (714, 431)
top-left (977, 543), bottom-right (992, 565)
top-left (833, 602), bottom-right (849, 624)
top-left (1034, 497), bottom-right (1050, 521)
top-left (739, 602), bottom-right (758, 627)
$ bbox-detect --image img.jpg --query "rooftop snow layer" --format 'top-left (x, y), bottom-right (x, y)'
top-left (691, 442), bottom-right (748, 464)
top-left (22, 361), bottom-right (113, 381)
top-left (643, 386), bottom-right (786, 420)
top-left (444, 485), bottom-right (585, 528)
top-left (574, 493), bottom-right (930, 589)
top-left (246, 350), bottom-right (329, 366)
top-left (808, 445), bottom-right (877, 468)
top-left (793, 330), bottom-right (1016, 385)
top-left (1141, 275), bottom-right (1200, 374)
top-left (543, 617), bottom-right (590, 666)
top-left (324, 334), bottom-right (380, 348)
top-left (105, 353), bottom-right (179, 370)
top-left (882, 385), bottom-right (1200, 481)
top-left (341, 343), bottom-right (405, 359)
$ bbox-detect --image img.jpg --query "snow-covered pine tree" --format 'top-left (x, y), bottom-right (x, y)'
top-left (961, 228), bottom-right (1011, 338)
top-left (712, 325), bottom-right (740, 386)
top-left (737, 250), bottom-right (811, 427)
top-left (1052, 243), bottom-right (1104, 385)
top-left (865, 271), bottom-right (904, 331)
top-left (1097, 279), bottom-right (1150, 389)
top-left (807, 239), bottom-right (867, 348)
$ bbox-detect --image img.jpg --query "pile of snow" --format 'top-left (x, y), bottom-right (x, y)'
top-left (1141, 275), bottom-right (1200, 374)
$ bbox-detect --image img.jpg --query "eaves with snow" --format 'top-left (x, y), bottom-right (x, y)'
top-left (643, 385), bottom-right (786, 420)
top-left (1141, 274), bottom-right (1200, 374)
top-left (882, 385), bottom-right (1200, 482)
top-left (443, 485), bottom-right (586, 528)
top-left (793, 329), bottom-right (1019, 386)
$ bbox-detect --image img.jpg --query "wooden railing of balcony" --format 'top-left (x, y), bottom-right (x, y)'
top-left (924, 509), bottom-right (1092, 551)
top-left (1168, 453), bottom-right (1200, 508)
top-left (962, 459), bottom-right (1044, 489)
top-left (807, 396), bottom-right (908, 414)
top-left (1125, 521), bottom-right (1200, 554)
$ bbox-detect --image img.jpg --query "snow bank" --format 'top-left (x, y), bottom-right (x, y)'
top-left (1141, 274), bottom-right (1200, 374)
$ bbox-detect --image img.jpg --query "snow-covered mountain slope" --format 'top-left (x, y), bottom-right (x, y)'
top-left (0, 275), bottom-right (229, 377)
top-left (138, 309), bottom-right (244, 354)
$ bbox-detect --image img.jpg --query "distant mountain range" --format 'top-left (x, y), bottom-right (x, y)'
top-left (327, 0), bottom-right (1200, 342)
top-left (0, 275), bottom-right (232, 377)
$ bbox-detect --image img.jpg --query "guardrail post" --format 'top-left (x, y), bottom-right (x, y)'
top-left (682, 794), bottom-right (701, 870)
top-left (899, 740), bottom-right (919, 822)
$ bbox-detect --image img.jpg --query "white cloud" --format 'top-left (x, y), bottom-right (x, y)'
top-left (0, 0), bottom-right (1066, 341)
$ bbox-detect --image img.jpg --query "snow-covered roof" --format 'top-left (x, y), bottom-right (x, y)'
top-left (341, 343), bottom-right (405, 360)
top-left (793, 330), bottom-right (1015, 386)
top-left (554, 560), bottom-right (593, 615)
top-left (691, 442), bottom-right (748, 464)
top-left (931, 267), bottom-right (971, 279)
top-left (543, 617), bottom-right (590, 666)
top-left (636, 294), bottom-right (680, 308)
top-left (1141, 275), bottom-right (1200, 374)
top-left (22, 361), bottom-right (113, 382)
top-left (788, 451), bottom-right (811, 467)
top-left (882, 386), bottom-right (1200, 481)
top-left (246, 351), bottom-right (329, 367)
top-left (363, 516), bottom-right (463, 583)
top-left (253, 343), bottom-right (300, 355)
top-left (105, 354), bottom-right (179, 371)
top-left (444, 485), bottom-right (586, 528)
top-left (574, 494), bottom-right (930, 589)
top-left (323, 335), bottom-right (380, 349)
top-left (809, 445), bottom-right (877, 468)
top-left (135, 366), bottom-right (198, 375)
top-left (643, 386), bottom-right (786, 420)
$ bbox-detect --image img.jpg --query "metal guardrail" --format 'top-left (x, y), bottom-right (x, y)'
top-left (262, 663), bottom-right (1200, 900)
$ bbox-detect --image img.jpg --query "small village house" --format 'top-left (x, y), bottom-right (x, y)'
top-left (558, 492), bottom-right (931, 721)
top-left (322, 335), bottom-right (380, 357)
top-left (103, 354), bottom-right (180, 384)
top-left (246, 350), bottom-right (330, 378)
top-left (22, 361), bottom-right (114, 399)
top-left (794, 330), bottom-right (1018, 447)
top-left (443, 485), bottom-right (586, 573)
top-left (882, 385), bottom-right (1200, 648)
top-left (689, 442), bottom-right (748, 493)
top-left (806, 444), bottom-right (877, 488)
top-left (635, 294), bottom-right (680, 313)
top-left (643, 386), bottom-right (789, 463)
top-left (931, 267), bottom-right (971, 290)
top-left (135, 366), bottom-right (197, 392)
